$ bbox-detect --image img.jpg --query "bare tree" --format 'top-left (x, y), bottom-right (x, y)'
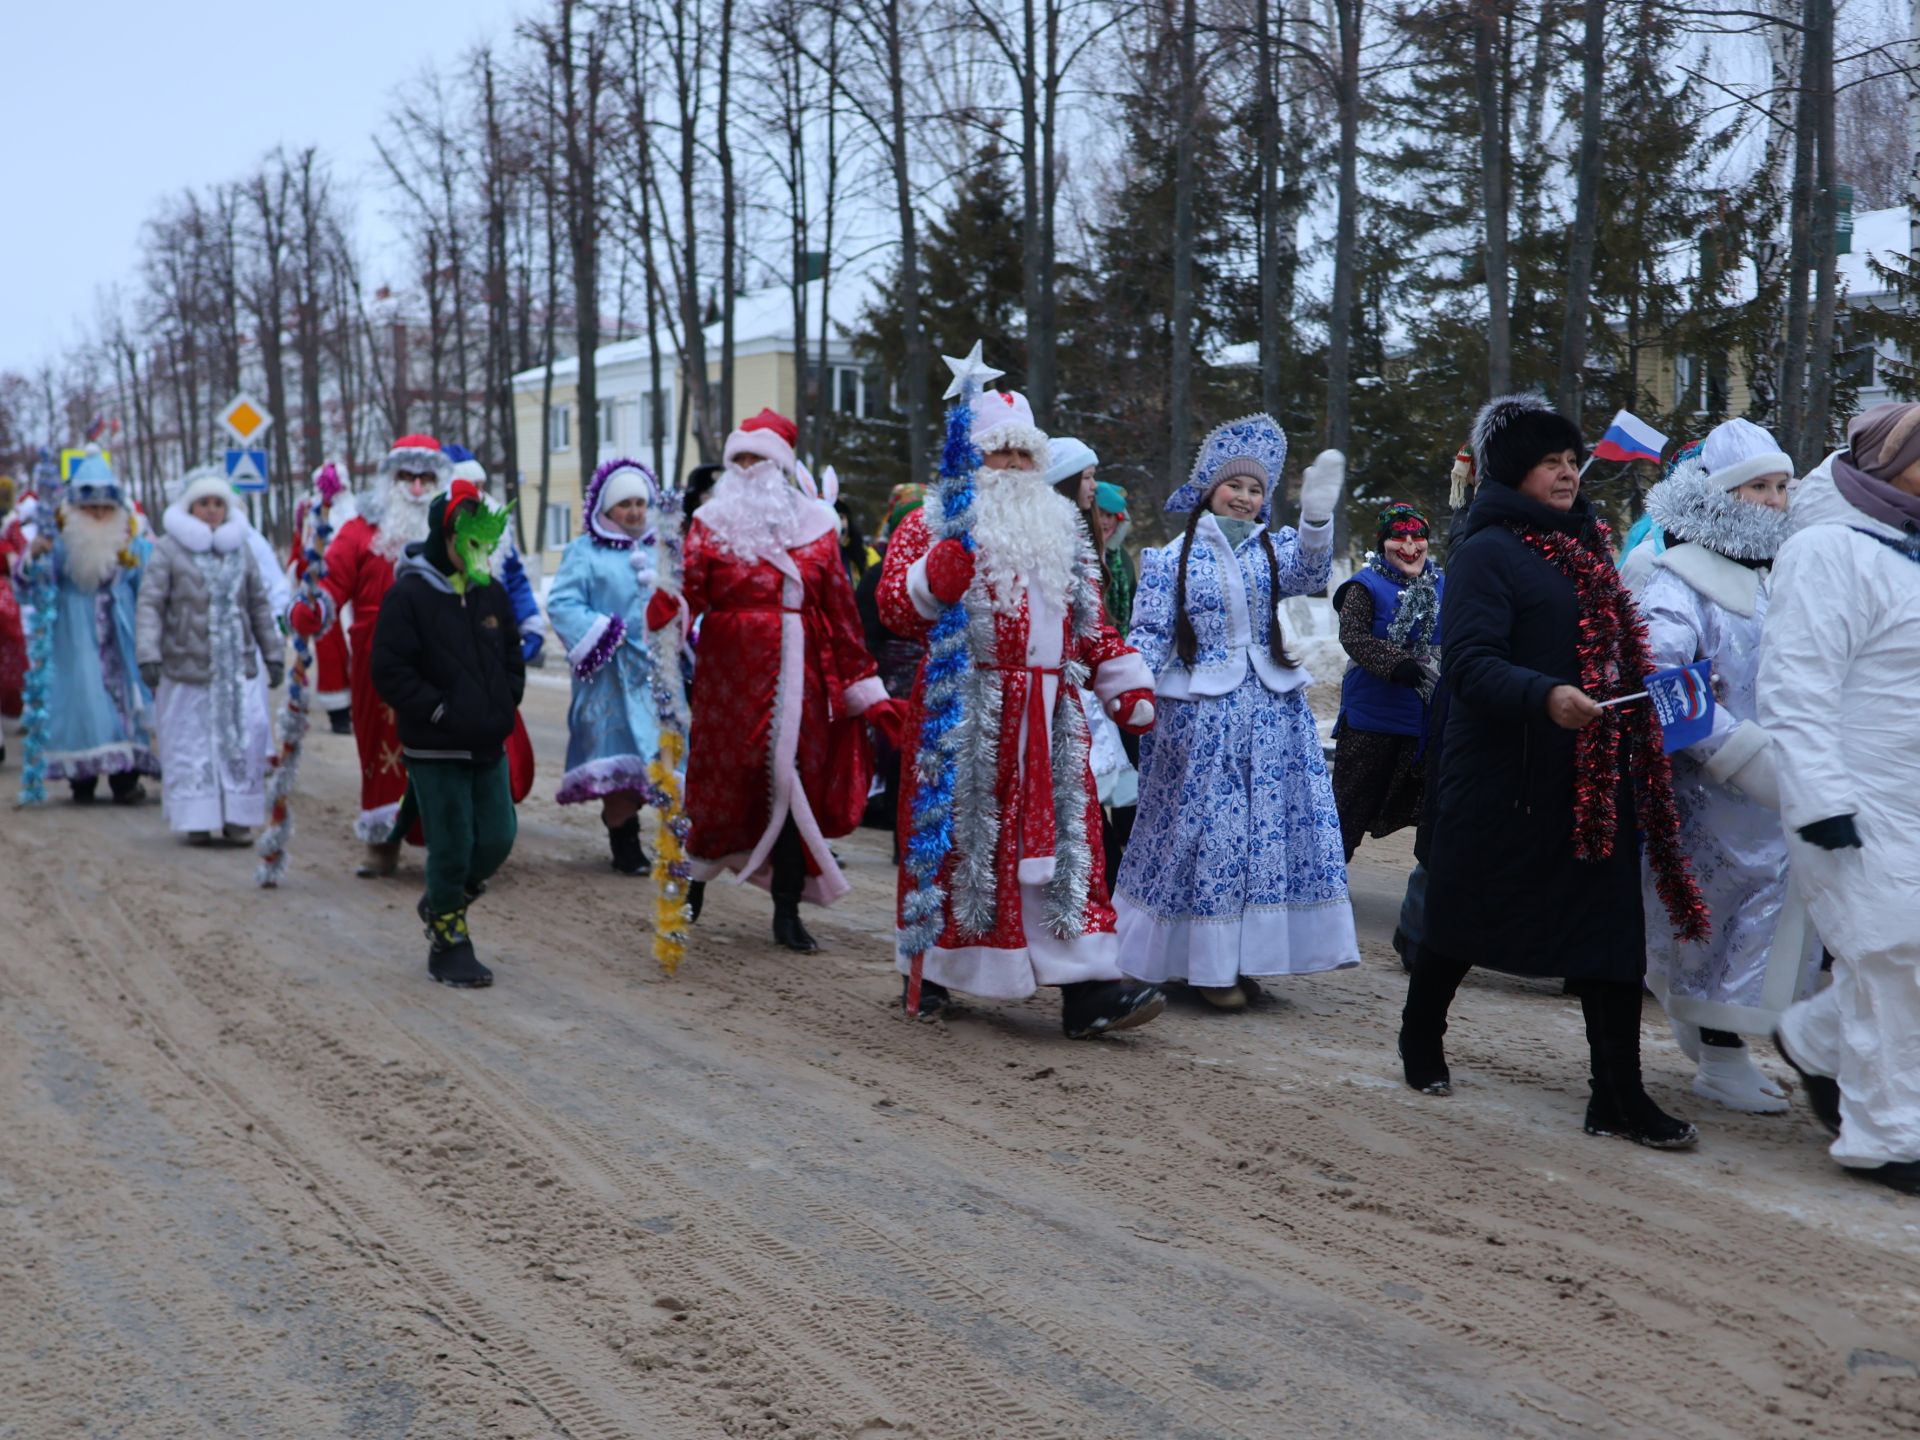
top-left (1557, 0), bottom-right (1605, 419)
top-left (1471, 0), bottom-right (1512, 395)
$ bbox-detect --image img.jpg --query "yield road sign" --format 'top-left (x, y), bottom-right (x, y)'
top-left (218, 393), bottom-right (274, 445)
top-left (226, 448), bottom-right (270, 491)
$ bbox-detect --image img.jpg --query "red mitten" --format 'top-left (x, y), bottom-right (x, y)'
top-left (924, 538), bottom-right (975, 606)
top-left (288, 600), bottom-right (324, 637)
top-left (645, 589), bottom-right (679, 632)
top-left (866, 696), bottom-right (912, 749)
top-left (1110, 688), bottom-right (1157, 735)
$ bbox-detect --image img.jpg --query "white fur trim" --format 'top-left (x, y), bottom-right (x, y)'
top-left (723, 426), bottom-right (796, 475)
top-left (376, 446), bottom-right (453, 483)
top-left (450, 458), bottom-right (488, 484)
top-left (1708, 452), bottom-right (1794, 491)
top-left (1653, 542), bottom-right (1762, 618)
top-left (1090, 650), bottom-right (1154, 707)
top-left (565, 614), bottom-right (616, 669)
top-left (180, 473), bottom-right (234, 511)
top-left (355, 801), bottom-right (402, 842)
top-left (972, 423), bottom-right (1052, 471)
top-left (596, 470), bottom-right (653, 517)
top-left (841, 675), bottom-right (886, 717)
top-left (905, 552), bottom-right (943, 620)
top-left (1700, 719), bottom-right (1769, 787)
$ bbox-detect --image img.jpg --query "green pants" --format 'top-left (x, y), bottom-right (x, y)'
top-left (405, 756), bottom-right (517, 917)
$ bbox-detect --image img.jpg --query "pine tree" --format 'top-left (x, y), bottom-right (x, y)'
top-left (838, 141), bottom-right (1027, 508)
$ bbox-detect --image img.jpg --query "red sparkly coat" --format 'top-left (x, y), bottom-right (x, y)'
top-left (681, 511), bottom-right (884, 905)
top-left (288, 504), bottom-right (351, 710)
top-left (0, 518), bottom-right (26, 718)
top-left (876, 506), bottom-right (1154, 997)
top-left (292, 516), bottom-right (533, 840)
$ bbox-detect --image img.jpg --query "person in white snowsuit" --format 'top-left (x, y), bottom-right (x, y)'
top-left (1762, 402), bottom-right (1920, 1196)
top-left (1634, 419), bottom-right (1818, 1113)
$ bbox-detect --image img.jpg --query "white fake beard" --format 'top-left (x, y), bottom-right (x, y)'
top-left (372, 486), bottom-right (435, 563)
top-left (699, 461), bottom-right (810, 566)
top-left (63, 509), bottom-right (130, 591)
top-left (971, 469), bottom-right (1079, 616)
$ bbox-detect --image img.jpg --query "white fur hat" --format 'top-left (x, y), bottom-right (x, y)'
top-left (970, 389), bottom-right (1050, 468)
top-left (1700, 418), bottom-right (1792, 491)
top-left (179, 470), bottom-right (235, 511)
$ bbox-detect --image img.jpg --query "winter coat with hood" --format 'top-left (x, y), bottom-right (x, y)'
top-left (1421, 481), bottom-right (1645, 982)
top-left (136, 503), bottom-right (280, 684)
top-left (370, 543), bottom-right (526, 764)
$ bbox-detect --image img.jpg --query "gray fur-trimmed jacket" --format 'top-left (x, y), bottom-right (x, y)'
top-left (136, 504), bottom-right (281, 685)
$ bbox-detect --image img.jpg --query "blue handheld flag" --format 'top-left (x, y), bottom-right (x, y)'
top-left (1645, 660), bottom-right (1716, 754)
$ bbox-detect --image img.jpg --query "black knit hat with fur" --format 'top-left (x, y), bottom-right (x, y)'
top-left (1471, 394), bottom-right (1586, 489)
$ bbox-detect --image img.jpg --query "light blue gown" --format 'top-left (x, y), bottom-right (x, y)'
top-left (38, 533), bottom-right (156, 781)
top-left (546, 533), bottom-right (663, 804)
top-left (1114, 512), bottom-right (1358, 986)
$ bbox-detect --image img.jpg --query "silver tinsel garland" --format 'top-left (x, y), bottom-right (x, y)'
top-left (1645, 460), bottom-right (1790, 562)
top-left (1370, 552), bottom-right (1441, 654)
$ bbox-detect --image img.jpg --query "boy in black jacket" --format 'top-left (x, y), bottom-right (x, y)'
top-left (371, 479), bottom-right (525, 987)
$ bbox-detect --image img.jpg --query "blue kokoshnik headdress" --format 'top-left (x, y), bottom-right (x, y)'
top-left (1165, 413), bottom-right (1289, 524)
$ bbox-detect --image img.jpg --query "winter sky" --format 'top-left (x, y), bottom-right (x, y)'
top-left (0, 0), bottom-right (535, 379)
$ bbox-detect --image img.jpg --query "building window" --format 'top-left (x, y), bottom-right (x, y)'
top-left (1673, 355), bottom-right (1709, 415)
top-left (834, 365), bottom-right (864, 418)
top-left (543, 502), bottom-right (572, 550)
top-left (547, 404), bottom-right (571, 453)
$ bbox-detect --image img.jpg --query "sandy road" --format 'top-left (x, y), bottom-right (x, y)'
top-left (1, 676), bottom-right (1916, 1439)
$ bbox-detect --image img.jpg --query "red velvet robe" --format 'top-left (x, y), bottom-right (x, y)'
top-left (0, 520), bottom-right (25, 719)
top-left (877, 505), bottom-right (1154, 999)
top-left (289, 522), bottom-right (351, 711)
top-left (293, 516), bottom-right (534, 841)
top-left (682, 512), bottom-right (884, 905)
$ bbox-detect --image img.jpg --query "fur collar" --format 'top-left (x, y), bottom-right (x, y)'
top-left (163, 503), bottom-right (248, 555)
top-left (1644, 460), bottom-right (1789, 561)
top-left (1653, 542), bottom-right (1763, 617)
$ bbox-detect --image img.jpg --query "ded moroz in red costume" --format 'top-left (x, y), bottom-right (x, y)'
top-left (289, 436), bottom-right (450, 848)
top-left (877, 382), bottom-right (1162, 1023)
top-left (662, 410), bottom-right (902, 939)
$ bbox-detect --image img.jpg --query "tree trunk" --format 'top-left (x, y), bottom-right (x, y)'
top-left (1556, 0), bottom-right (1605, 420)
top-left (718, 0), bottom-right (738, 432)
top-left (1168, 0), bottom-right (1198, 497)
top-left (1805, 0), bottom-right (1838, 463)
top-left (1255, 0), bottom-right (1280, 418)
top-left (1780, 0), bottom-right (1819, 461)
top-left (1326, 0), bottom-right (1362, 460)
top-left (1472, 0), bottom-right (1511, 395)
top-left (886, 0), bottom-right (930, 487)
top-left (1019, 0), bottom-right (1045, 416)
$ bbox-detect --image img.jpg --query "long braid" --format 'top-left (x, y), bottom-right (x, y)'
top-left (1172, 505), bottom-right (1205, 668)
top-left (1260, 530), bottom-right (1301, 668)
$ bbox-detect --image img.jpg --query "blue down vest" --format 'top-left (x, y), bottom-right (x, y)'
top-left (1337, 563), bottom-right (1443, 738)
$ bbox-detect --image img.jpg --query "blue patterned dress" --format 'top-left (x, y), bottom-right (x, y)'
top-left (546, 533), bottom-right (664, 805)
top-left (1114, 512), bottom-right (1359, 986)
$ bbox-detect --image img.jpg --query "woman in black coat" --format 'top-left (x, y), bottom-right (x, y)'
top-left (1401, 395), bottom-right (1707, 1150)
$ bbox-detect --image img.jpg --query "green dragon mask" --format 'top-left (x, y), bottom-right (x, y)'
top-left (450, 499), bottom-right (514, 593)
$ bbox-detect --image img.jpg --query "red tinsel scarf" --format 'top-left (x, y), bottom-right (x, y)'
top-left (1512, 520), bottom-right (1711, 943)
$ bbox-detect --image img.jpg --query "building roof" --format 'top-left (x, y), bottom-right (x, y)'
top-left (512, 273), bottom-right (876, 389)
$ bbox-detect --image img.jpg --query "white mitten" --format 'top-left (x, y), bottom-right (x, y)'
top-left (1727, 741), bottom-right (1781, 812)
top-left (1299, 449), bottom-right (1346, 526)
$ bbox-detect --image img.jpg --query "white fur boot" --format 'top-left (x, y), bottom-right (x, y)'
top-left (1692, 1042), bottom-right (1789, 1114)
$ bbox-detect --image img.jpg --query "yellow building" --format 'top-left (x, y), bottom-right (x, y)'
top-left (511, 278), bottom-right (870, 568)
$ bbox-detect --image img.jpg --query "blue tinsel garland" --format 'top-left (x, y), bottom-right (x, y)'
top-left (899, 398), bottom-right (981, 959)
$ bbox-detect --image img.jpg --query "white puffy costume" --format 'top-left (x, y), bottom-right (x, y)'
top-left (1761, 443), bottom-right (1920, 1171)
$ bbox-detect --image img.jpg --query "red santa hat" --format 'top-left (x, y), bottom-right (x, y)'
top-left (377, 433), bottom-right (454, 485)
top-left (722, 408), bottom-right (799, 475)
top-left (969, 389), bottom-right (1050, 469)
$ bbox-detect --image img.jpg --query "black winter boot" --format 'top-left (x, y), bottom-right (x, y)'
top-left (1774, 1026), bottom-right (1843, 1136)
top-left (1060, 981), bottom-right (1165, 1039)
top-left (1579, 981), bottom-right (1697, 1149)
top-left (328, 707), bottom-right (353, 735)
top-left (1399, 948), bottom-right (1470, 1095)
top-left (427, 908), bottom-right (492, 988)
top-left (687, 879), bottom-right (705, 923)
top-left (772, 897), bottom-right (818, 953)
top-left (607, 816), bottom-right (652, 876)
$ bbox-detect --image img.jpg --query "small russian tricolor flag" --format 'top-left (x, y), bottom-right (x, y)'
top-left (1591, 410), bottom-right (1669, 466)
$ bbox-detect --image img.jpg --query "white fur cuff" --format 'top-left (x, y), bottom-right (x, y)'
top-left (1701, 719), bottom-right (1769, 787)
top-left (841, 675), bottom-right (887, 717)
top-left (905, 552), bottom-right (943, 621)
top-left (566, 614), bottom-right (616, 668)
top-left (1091, 651), bottom-right (1154, 705)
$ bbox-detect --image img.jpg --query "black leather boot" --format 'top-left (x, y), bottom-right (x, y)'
top-left (772, 896), bottom-right (818, 953)
top-left (607, 816), bottom-right (652, 876)
top-left (1399, 948), bottom-right (1469, 1095)
top-left (1579, 981), bottom-right (1697, 1149)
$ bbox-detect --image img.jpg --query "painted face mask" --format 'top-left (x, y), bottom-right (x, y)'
top-left (450, 499), bottom-right (513, 592)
